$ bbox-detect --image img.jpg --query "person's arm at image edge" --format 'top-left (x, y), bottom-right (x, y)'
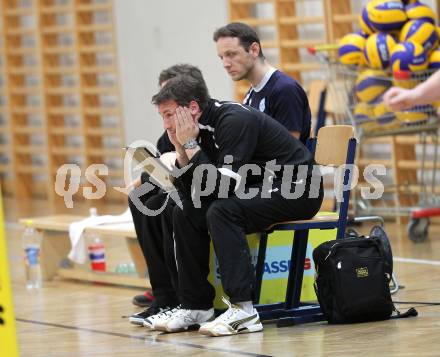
top-left (384, 70), bottom-right (440, 111)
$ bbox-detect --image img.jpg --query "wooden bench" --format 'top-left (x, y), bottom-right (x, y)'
top-left (19, 215), bottom-right (149, 288)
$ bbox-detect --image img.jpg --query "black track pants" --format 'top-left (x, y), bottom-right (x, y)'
top-left (173, 180), bottom-right (323, 309)
top-left (128, 187), bottom-right (179, 308)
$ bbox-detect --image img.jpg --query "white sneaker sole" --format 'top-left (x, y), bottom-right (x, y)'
top-left (143, 319), bottom-right (162, 330)
top-left (153, 322), bottom-right (173, 332)
top-left (156, 322), bottom-right (203, 333)
top-left (129, 317), bottom-right (145, 326)
top-left (199, 322), bottom-right (263, 337)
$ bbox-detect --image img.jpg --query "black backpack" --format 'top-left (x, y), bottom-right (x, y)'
top-left (313, 226), bottom-right (417, 324)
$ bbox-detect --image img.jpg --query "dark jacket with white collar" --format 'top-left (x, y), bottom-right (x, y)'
top-left (174, 99), bottom-right (314, 200)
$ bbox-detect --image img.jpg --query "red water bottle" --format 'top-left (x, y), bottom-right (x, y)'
top-left (87, 236), bottom-right (106, 272)
top-left (87, 207), bottom-right (106, 272)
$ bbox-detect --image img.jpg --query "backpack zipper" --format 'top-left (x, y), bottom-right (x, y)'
top-left (324, 242), bottom-right (339, 261)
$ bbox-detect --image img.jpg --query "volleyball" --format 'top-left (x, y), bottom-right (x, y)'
top-left (355, 102), bottom-right (377, 132)
top-left (359, 6), bottom-right (375, 35)
top-left (357, 100), bottom-right (399, 132)
top-left (364, 32), bottom-right (397, 69)
top-left (373, 101), bottom-right (396, 123)
top-left (367, 0), bottom-right (407, 32)
top-left (405, 1), bottom-right (436, 24)
top-left (396, 107), bottom-right (430, 122)
top-left (355, 69), bottom-right (391, 103)
top-left (390, 41), bottom-right (428, 72)
top-left (354, 102), bottom-right (374, 121)
top-left (338, 33), bottom-right (367, 65)
top-left (428, 47), bottom-right (440, 69)
top-left (357, 30), bottom-right (369, 39)
top-left (400, 19), bottom-right (439, 53)
top-left (392, 74), bottom-right (420, 89)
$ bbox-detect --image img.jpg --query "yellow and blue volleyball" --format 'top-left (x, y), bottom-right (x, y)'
top-left (390, 41), bottom-right (428, 72)
top-left (400, 19), bottom-right (439, 52)
top-left (354, 103), bottom-right (377, 132)
top-left (392, 69), bottom-right (421, 88)
top-left (364, 32), bottom-right (397, 69)
top-left (355, 69), bottom-right (391, 103)
top-left (338, 33), bottom-right (367, 65)
top-left (396, 107), bottom-right (430, 122)
top-left (354, 102), bottom-right (374, 122)
top-left (373, 101), bottom-right (396, 123)
top-left (363, 100), bottom-right (400, 131)
top-left (357, 30), bottom-right (369, 39)
top-left (367, 0), bottom-right (408, 32)
top-left (405, 1), bottom-right (437, 24)
top-left (428, 47), bottom-right (440, 69)
top-left (359, 6), bottom-right (375, 35)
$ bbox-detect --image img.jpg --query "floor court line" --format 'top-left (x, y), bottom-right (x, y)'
top-left (394, 257), bottom-right (440, 266)
top-left (16, 318), bottom-right (273, 357)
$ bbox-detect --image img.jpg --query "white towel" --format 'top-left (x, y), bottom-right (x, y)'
top-left (68, 208), bottom-right (133, 264)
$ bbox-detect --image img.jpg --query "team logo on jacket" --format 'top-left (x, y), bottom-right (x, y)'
top-left (259, 98), bottom-right (266, 112)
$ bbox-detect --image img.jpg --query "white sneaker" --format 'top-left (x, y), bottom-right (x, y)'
top-left (199, 297), bottom-right (263, 337)
top-left (155, 306), bottom-right (215, 333)
top-left (143, 306), bottom-right (180, 330)
top-left (129, 305), bottom-right (169, 326)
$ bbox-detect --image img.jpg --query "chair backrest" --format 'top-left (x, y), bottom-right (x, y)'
top-left (324, 80), bottom-right (348, 117)
top-left (314, 125), bottom-right (355, 167)
top-left (307, 79), bottom-right (327, 118)
top-left (312, 125), bottom-right (357, 236)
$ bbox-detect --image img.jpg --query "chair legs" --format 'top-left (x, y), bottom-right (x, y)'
top-left (254, 230), bottom-right (310, 307)
top-left (336, 221), bottom-right (347, 239)
top-left (254, 228), bottom-right (322, 326)
top-left (285, 229), bottom-right (309, 309)
top-left (254, 232), bottom-right (268, 304)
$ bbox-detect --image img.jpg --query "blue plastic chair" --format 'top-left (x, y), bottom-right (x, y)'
top-left (254, 125), bottom-right (357, 327)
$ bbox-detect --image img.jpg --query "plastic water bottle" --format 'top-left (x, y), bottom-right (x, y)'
top-left (22, 220), bottom-right (43, 289)
top-left (87, 207), bottom-right (106, 272)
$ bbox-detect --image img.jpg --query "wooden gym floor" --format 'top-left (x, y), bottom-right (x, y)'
top-left (5, 197), bottom-right (440, 357)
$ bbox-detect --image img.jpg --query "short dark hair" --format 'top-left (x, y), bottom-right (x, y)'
top-left (158, 63), bottom-right (204, 86)
top-left (213, 22), bottom-right (264, 59)
top-left (152, 73), bottom-right (211, 111)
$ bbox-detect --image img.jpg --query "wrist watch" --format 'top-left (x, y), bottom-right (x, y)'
top-left (183, 138), bottom-right (198, 150)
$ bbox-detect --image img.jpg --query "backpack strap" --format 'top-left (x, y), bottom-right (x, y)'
top-left (390, 306), bottom-right (418, 319)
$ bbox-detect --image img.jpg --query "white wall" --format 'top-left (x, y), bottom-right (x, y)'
top-left (114, 0), bottom-right (439, 145)
top-left (114, 0), bottom-right (233, 146)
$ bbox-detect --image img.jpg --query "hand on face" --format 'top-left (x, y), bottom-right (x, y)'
top-left (167, 129), bottom-right (181, 149)
top-left (175, 106), bottom-right (199, 145)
